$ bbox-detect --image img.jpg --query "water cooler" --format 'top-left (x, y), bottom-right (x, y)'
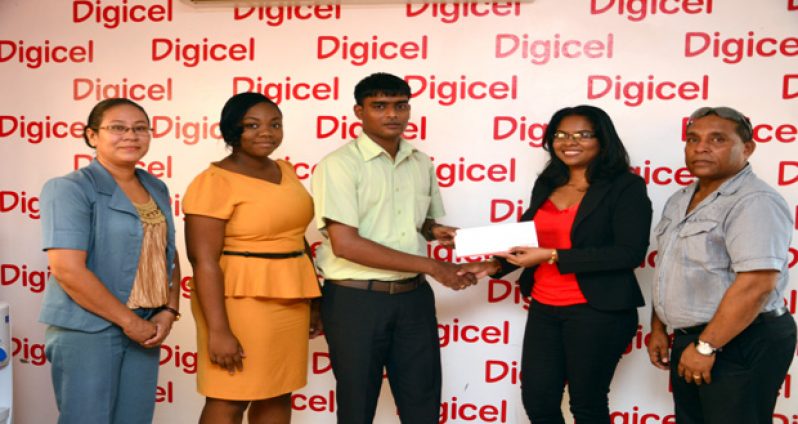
top-left (0, 302), bottom-right (12, 424)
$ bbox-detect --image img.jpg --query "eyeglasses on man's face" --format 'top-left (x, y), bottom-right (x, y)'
top-left (98, 125), bottom-right (152, 136)
top-left (552, 130), bottom-right (596, 142)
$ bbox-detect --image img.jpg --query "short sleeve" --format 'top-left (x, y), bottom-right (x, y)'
top-left (311, 153), bottom-right (359, 231)
top-left (427, 160), bottom-right (445, 219)
top-left (40, 177), bottom-right (92, 251)
top-left (726, 192), bottom-right (793, 272)
top-left (182, 169), bottom-right (235, 219)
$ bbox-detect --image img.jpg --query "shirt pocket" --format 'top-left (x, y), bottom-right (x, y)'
top-left (414, 194), bottom-right (432, 228)
top-left (678, 220), bottom-right (729, 269)
top-left (653, 218), bottom-right (671, 249)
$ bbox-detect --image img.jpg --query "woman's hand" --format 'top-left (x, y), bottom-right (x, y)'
top-left (494, 247), bottom-right (553, 268)
top-left (309, 299), bottom-right (323, 339)
top-left (141, 310), bottom-right (177, 348)
top-left (208, 328), bottom-right (246, 375)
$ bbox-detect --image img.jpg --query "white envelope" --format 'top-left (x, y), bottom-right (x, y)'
top-left (454, 221), bottom-right (538, 258)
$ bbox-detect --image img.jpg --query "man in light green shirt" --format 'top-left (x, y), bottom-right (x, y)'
top-left (311, 73), bottom-right (475, 424)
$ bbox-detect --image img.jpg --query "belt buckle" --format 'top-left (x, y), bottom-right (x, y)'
top-left (389, 281), bottom-right (397, 295)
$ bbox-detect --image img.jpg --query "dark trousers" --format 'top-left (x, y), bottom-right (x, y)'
top-left (670, 313), bottom-right (796, 424)
top-left (321, 280), bottom-right (441, 424)
top-left (521, 300), bottom-right (638, 424)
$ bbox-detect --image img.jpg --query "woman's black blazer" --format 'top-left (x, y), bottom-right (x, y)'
top-left (494, 172), bottom-right (652, 311)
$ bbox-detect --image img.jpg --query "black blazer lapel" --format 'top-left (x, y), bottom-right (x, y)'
top-left (572, 179), bottom-right (612, 233)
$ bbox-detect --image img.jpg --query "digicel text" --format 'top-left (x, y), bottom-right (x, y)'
top-left (430, 157), bottom-right (516, 188)
top-left (406, 75), bottom-right (517, 106)
top-left (493, 116), bottom-right (548, 147)
top-left (159, 343), bottom-right (196, 374)
top-left (73, 77), bottom-right (172, 102)
top-left (630, 160), bottom-right (695, 186)
top-left (406, 2), bottom-right (520, 23)
top-left (151, 115), bottom-right (222, 145)
top-left (2, 263), bottom-right (49, 294)
top-left (681, 116), bottom-right (798, 144)
top-left (317, 116), bottom-right (426, 141)
top-left (610, 406), bottom-right (676, 424)
top-left (495, 33), bottom-right (613, 65)
top-left (0, 40), bottom-right (93, 69)
top-left (487, 278), bottom-right (531, 311)
top-left (72, 0), bottom-right (173, 29)
top-left (784, 74), bottom-right (798, 100)
top-left (587, 74), bottom-right (708, 107)
top-left (440, 397), bottom-right (507, 424)
top-left (292, 390), bottom-right (335, 413)
top-left (484, 359), bottom-right (521, 384)
top-left (780, 162), bottom-right (798, 186)
top-left (233, 76), bottom-right (339, 104)
top-left (317, 35), bottom-right (427, 66)
top-left (0, 115), bottom-right (83, 144)
top-left (12, 336), bottom-right (46, 366)
top-left (0, 191), bottom-right (39, 219)
top-left (591, 0), bottom-right (712, 22)
top-left (234, 5), bottom-right (340, 26)
top-left (685, 31), bottom-right (798, 64)
top-left (151, 37), bottom-right (254, 67)
top-left (438, 318), bottom-right (510, 348)
top-left (74, 154), bottom-right (173, 179)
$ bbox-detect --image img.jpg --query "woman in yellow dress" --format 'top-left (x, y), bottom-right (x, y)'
top-left (184, 92), bottom-right (322, 424)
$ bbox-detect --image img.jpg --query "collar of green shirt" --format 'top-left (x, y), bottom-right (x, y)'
top-left (355, 132), bottom-right (417, 164)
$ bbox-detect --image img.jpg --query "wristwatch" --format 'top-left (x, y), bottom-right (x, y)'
top-left (162, 306), bottom-right (181, 321)
top-left (695, 339), bottom-right (718, 356)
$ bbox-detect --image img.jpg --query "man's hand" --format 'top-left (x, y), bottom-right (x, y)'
top-left (677, 343), bottom-right (715, 385)
top-left (122, 315), bottom-right (158, 345)
top-left (431, 261), bottom-right (477, 290)
top-left (142, 310), bottom-right (177, 348)
top-left (431, 224), bottom-right (457, 247)
top-left (646, 327), bottom-right (671, 371)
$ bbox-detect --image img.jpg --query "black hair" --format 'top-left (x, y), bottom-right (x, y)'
top-left (687, 106), bottom-right (753, 142)
top-left (83, 98), bottom-right (149, 149)
top-left (354, 73), bottom-right (411, 105)
top-left (538, 105), bottom-right (631, 188)
top-left (219, 92), bottom-right (281, 148)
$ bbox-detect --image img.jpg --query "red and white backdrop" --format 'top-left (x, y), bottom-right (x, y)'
top-left (1, 0), bottom-right (797, 423)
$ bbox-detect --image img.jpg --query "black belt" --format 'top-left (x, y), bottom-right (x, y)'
top-left (675, 306), bottom-right (788, 335)
top-left (222, 250), bottom-right (305, 259)
top-left (326, 274), bottom-right (424, 295)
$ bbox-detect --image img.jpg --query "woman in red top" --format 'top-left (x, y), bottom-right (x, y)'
top-left (466, 105), bottom-right (652, 424)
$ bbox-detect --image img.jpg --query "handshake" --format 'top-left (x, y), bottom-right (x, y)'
top-left (427, 259), bottom-right (502, 291)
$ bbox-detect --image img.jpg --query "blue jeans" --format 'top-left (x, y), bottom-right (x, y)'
top-left (45, 309), bottom-right (160, 424)
top-left (521, 300), bottom-right (638, 424)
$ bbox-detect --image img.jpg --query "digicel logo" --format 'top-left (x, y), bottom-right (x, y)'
top-left (0, 190), bottom-right (39, 219)
top-left (779, 161), bottom-right (798, 186)
top-left (72, 0), bottom-right (173, 29)
top-left (1, 263), bottom-right (49, 294)
top-left (590, 0), bottom-right (713, 22)
top-left (790, 0), bottom-right (798, 11)
top-left (784, 74), bottom-right (798, 99)
top-left (438, 318), bottom-right (510, 348)
top-left (12, 336), bottom-right (46, 366)
top-left (159, 344), bottom-right (196, 374)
